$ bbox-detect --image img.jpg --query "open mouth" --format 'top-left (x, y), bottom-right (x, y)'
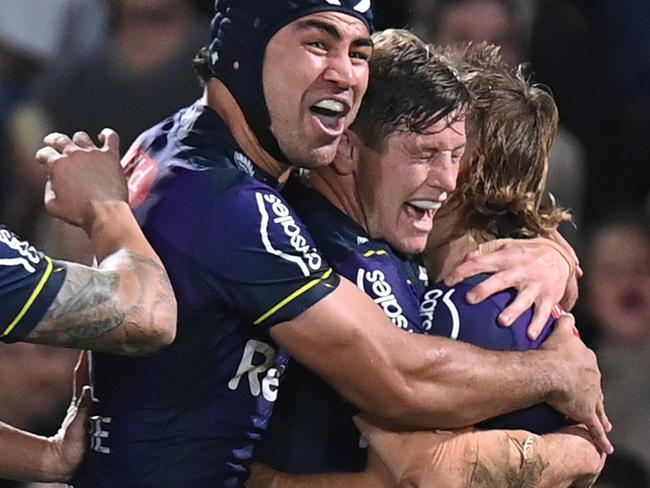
top-left (403, 198), bottom-right (446, 231)
top-left (404, 200), bottom-right (439, 228)
top-left (309, 99), bottom-right (350, 135)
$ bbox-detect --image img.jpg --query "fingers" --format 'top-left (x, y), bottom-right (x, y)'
top-left (444, 244), bottom-right (518, 287)
top-left (43, 179), bottom-right (57, 212)
top-left (76, 385), bottom-right (94, 410)
top-left (463, 271), bottom-right (511, 305)
top-left (72, 131), bottom-right (95, 148)
top-left (73, 350), bottom-right (91, 400)
top-left (597, 399), bottom-right (612, 433)
top-left (585, 412), bottom-right (614, 454)
top-left (43, 132), bottom-right (76, 154)
top-left (497, 286), bottom-right (538, 327)
top-left (524, 298), bottom-right (553, 340)
top-left (98, 128), bottom-right (120, 157)
top-left (35, 146), bottom-right (61, 167)
top-left (353, 415), bottom-right (373, 439)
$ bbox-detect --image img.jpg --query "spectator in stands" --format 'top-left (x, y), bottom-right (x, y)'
top-left (583, 210), bottom-right (650, 476)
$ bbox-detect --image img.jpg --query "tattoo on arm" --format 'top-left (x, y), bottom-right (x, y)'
top-left (467, 436), bottom-right (549, 488)
top-left (44, 265), bottom-right (124, 338)
top-left (27, 252), bottom-right (173, 353)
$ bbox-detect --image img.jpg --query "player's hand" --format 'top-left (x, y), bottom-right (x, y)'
top-left (35, 129), bottom-right (127, 232)
top-left (444, 236), bottom-right (578, 340)
top-left (541, 315), bottom-right (613, 455)
top-left (46, 385), bottom-right (94, 481)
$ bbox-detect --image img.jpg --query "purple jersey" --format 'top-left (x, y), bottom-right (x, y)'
top-left (73, 102), bottom-right (339, 487)
top-left (256, 180), bottom-right (427, 473)
top-left (0, 227), bottom-right (66, 343)
top-left (421, 274), bottom-right (568, 434)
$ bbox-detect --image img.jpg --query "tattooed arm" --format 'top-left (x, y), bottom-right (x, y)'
top-left (23, 129), bottom-right (178, 355)
top-left (356, 419), bottom-right (605, 488)
top-left (23, 248), bottom-right (176, 355)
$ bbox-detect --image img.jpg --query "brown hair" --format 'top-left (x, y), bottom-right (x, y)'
top-left (446, 42), bottom-right (571, 239)
top-left (350, 29), bottom-right (470, 150)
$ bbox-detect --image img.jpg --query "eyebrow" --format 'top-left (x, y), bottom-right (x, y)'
top-left (416, 142), bottom-right (467, 154)
top-left (295, 19), bottom-right (373, 48)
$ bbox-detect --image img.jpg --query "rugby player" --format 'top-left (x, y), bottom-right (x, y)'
top-left (39, 1), bottom-right (609, 486)
top-left (0, 129), bottom-right (177, 482)
top-left (354, 41), bottom-right (607, 488)
top-left (355, 42), bottom-right (608, 488)
top-left (249, 32), bottom-right (603, 487)
top-left (424, 42), bottom-right (576, 434)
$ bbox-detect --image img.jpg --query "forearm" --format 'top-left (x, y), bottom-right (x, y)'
top-left (247, 463), bottom-right (389, 488)
top-left (364, 426), bottom-right (603, 488)
top-left (274, 280), bottom-right (561, 430)
top-left (26, 251), bottom-right (176, 354)
top-left (431, 429), bottom-right (603, 488)
top-left (0, 423), bottom-right (67, 482)
top-left (390, 338), bottom-right (559, 428)
top-left (84, 200), bottom-right (160, 264)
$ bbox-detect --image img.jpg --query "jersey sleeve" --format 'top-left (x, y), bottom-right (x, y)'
top-left (0, 229), bottom-right (67, 343)
top-left (420, 276), bottom-right (554, 350)
top-left (192, 183), bottom-right (340, 328)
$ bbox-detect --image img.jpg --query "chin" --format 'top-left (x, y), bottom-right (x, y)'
top-left (281, 141), bottom-right (337, 169)
top-left (393, 238), bottom-right (428, 256)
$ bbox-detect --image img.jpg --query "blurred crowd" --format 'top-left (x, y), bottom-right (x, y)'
top-left (0, 1), bottom-right (648, 487)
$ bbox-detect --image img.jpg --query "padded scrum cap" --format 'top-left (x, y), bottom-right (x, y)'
top-left (208, 0), bottom-right (373, 162)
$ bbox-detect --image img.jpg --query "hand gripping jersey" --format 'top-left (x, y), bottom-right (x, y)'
top-left (72, 103), bottom-right (339, 488)
top-left (420, 274), bottom-right (569, 434)
top-left (0, 227), bottom-right (66, 343)
top-left (256, 179), bottom-right (428, 473)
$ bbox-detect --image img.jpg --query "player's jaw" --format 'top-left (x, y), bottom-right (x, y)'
top-left (263, 12), bottom-right (370, 169)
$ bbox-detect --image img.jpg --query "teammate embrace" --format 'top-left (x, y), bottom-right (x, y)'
top-left (1, 1), bottom-right (609, 487)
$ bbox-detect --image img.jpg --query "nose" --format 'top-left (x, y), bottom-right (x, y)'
top-left (323, 51), bottom-right (356, 89)
top-left (427, 153), bottom-right (458, 193)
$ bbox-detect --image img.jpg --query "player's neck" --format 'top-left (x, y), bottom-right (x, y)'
top-left (307, 166), bottom-right (369, 233)
top-left (205, 81), bottom-right (289, 181)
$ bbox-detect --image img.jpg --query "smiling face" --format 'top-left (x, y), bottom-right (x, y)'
top-left (354, 115), bottom-right (466, 255)
top-left (262, 12), bottom-right (372, 168)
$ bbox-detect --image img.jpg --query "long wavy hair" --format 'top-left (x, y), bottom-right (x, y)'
top-left (444, 42), bottom-right (571, 240)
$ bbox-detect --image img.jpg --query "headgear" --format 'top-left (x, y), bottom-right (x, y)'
top-left (208, 0), bottom-right (374, 161)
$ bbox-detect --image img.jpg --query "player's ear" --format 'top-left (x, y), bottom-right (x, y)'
top-left (332, 130), bottom-right (360, 175)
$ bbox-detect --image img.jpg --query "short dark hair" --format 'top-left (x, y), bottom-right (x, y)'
top-left (350, 29), bottom-right (470, 150)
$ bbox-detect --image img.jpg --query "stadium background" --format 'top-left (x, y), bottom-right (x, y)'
top-left (0, 1), bottom-right (648, 486)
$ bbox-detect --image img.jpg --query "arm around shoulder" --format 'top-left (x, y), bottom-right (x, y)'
top-left (270, 277), bottom-right (563, 429)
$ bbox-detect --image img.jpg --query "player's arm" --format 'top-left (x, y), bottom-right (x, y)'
top-left (0, 387), bottom-right (93, 483)
top-left (270, 279), bottom-right (613, 453)
top-left (25, 130), bottom-right (177, 354)
top-left (444, 235), bottom-right (580, 339)
top-left (356, 417), bottom-right (605, 488)
top-left (247, 461), bottom-right (391, 488)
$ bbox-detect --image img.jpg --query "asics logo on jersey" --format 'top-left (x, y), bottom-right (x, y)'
top-left (356, 268), bottom-right (409, 330)
top-left (256, 192), bottom-right (322, 276)
top-left (0, 229), bottom-right (40, 273)
top-left (324, 0), bottom-right (371, 13)
top-left (420, 287), bottom-right (460, 339)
